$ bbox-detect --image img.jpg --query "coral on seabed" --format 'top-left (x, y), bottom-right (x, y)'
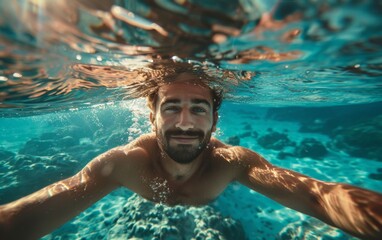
top-left (107, 194), bottom-right (246, 240)
top-left (332, 115), bottom-right (382, 162)
top-left (279, 218), bottom-right (349, 240)
top-left (294, 138), bottom-right (328, 160)
top-left (257, 131), bottom-right (295, 150)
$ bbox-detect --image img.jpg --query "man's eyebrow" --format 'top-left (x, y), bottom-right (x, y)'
top-left (161, 99), bottom-right (180, 105)
top-left (191, 99), bottom-right (211, 108)
top-left (161, 98), bottom-right (211, 108)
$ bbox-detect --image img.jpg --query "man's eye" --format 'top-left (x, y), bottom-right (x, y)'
top-left (192, 107), bottom-right (207, 114)
top-left (164, 106), bottom-right (180, 112)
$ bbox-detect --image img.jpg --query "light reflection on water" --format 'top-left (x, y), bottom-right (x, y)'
top-left (0, 0), bottom-right (381, 116)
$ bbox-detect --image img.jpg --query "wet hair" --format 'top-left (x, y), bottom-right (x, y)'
top-left (144, 61), bottom-right (224, 113)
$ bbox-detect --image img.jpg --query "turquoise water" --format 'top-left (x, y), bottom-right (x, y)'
top-left (1, 0), bottom-right (382, 239)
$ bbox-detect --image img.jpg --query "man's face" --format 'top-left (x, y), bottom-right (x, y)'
top-left (151, 80), bottom-right (217, 164)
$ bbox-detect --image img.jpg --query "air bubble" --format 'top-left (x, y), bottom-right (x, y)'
top-left (13, 72), bottom-right (22, 78)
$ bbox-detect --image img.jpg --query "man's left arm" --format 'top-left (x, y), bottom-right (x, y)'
top-left (231, 147), bottom-right (382, 240)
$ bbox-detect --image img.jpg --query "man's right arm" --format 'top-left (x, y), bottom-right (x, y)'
top-left (0, 146), bottom-right (133, 240)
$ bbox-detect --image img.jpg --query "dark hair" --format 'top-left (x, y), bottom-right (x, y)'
top-left (147, 81), bottom-right (223, 113)
top-left (143, 61), bottom-right (224, 113)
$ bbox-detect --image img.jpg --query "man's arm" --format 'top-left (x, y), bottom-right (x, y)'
top-left (232, 147), bottom-right (382, 240)
top-left (0, 147), bottom-right (130, 240)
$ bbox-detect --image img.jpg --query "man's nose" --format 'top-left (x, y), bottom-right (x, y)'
top-left (175, 109), bottom-right (194, 131)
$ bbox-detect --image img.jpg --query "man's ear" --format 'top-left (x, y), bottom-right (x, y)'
top-left (212, 111), bottom-right (218, 132)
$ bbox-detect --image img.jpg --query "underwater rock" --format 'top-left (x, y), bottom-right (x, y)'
top-left (19, 128), bottom-right (88, 160)
top-left (19, 138), bottom-right (59, 156)
top-left (14, 153), bottom-right (78, 178)
top-left (0, 153), bottom-right (80, 204)
top-left (226, 136), bottom-right (240, 145)
top-left (257, 131), bottom-right (295, 150)
top-left (58, 136), bottom-right (78, 148)
top-left (279, 218), bottom-right (345, 239)
top-left (294, 138), bottom-right (328, 160)
top-left (12, 154), bottom-right (38, 168)
top-left (368, 173), bottom-right (382, 181)
top-left (65, 141), bottom-right (103, 162)
top-left (108, 194), bottom-right (246, 240)
top-left (243, 123), bottom-right (252, 130)
top-left (56, 125), bottom-right (92, 139)
top-left (49, 153), bottom-right (79, 169)
top-left (368, 169), bottom-right (382, 181)
top-left (19, 129), bottom-right (79, 156)
top-left (0, 149), bottom-right (16, 160)
top-left (332, 115), bottom-right (382, 161)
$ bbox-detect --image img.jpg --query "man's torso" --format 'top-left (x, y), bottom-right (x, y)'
top-left (112, 133), bottom-right (246, 205)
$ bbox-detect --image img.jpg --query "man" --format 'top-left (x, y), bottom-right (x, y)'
top-left (0, 71), bottom-right (381, 240)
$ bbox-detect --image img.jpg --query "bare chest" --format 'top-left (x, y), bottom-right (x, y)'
top-left (134, 173), bottom-right (233, 206)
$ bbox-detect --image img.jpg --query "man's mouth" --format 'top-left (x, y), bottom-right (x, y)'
top-left (166, 130), bottom-right (203, 144)
top-left (169, 135), bottom-right (199, 144)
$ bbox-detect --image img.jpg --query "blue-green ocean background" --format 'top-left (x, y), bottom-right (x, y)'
top-left (1, 0), bottom-right (382, 239)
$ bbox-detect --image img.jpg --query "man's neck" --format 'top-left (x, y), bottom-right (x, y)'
top-left (158, 151), bottom-right (208, 183)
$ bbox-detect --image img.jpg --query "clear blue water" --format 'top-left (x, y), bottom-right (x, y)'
top-left (1, 0), bottom-right (382, 239)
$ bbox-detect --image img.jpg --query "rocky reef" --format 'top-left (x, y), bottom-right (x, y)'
top-left (331, 115), bottom-right (382, 162)
top-left (0, 107), bottom-right (150, 204)
top-left (294, 138), bottom-right (328, 160)
top-left (108, 194), bottom-right (246, 240)
top-left (257, 130), bottom-right (295, 151)
top-left (368, 168), bottom-right (382, 181)
top-left (266, 103), bottom-right (382, 163)
top-left (279, 218), bottom-right (354, 240)
top-left (226, 128), bottom-right (329, 161)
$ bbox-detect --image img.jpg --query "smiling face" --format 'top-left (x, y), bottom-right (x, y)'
top-left (150, 77), bottom-right (218, 164)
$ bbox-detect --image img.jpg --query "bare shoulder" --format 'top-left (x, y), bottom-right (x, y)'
top-left (85, 133), bottom-right (158, 183)
top-left (104, 133), bottom-right (158, 165)
top-left (210, 137), bottom-right (270, 168)
top-left (127, 132), bottom-right (158, 150)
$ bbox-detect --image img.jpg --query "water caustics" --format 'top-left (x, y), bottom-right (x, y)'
top-left (0, 0), bottom-right (382, 116)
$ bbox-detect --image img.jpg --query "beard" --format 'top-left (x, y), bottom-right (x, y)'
top-left (156, 128), bottom-right (212, 164)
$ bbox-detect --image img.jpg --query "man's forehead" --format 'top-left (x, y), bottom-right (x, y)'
top-left (157, 81), bottom-right (213, 103)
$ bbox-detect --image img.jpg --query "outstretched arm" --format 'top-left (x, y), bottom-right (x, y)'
top-left (232, 147), bottom-right (382, 240)
top-left (0, 147), bottom-right (129, 240)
